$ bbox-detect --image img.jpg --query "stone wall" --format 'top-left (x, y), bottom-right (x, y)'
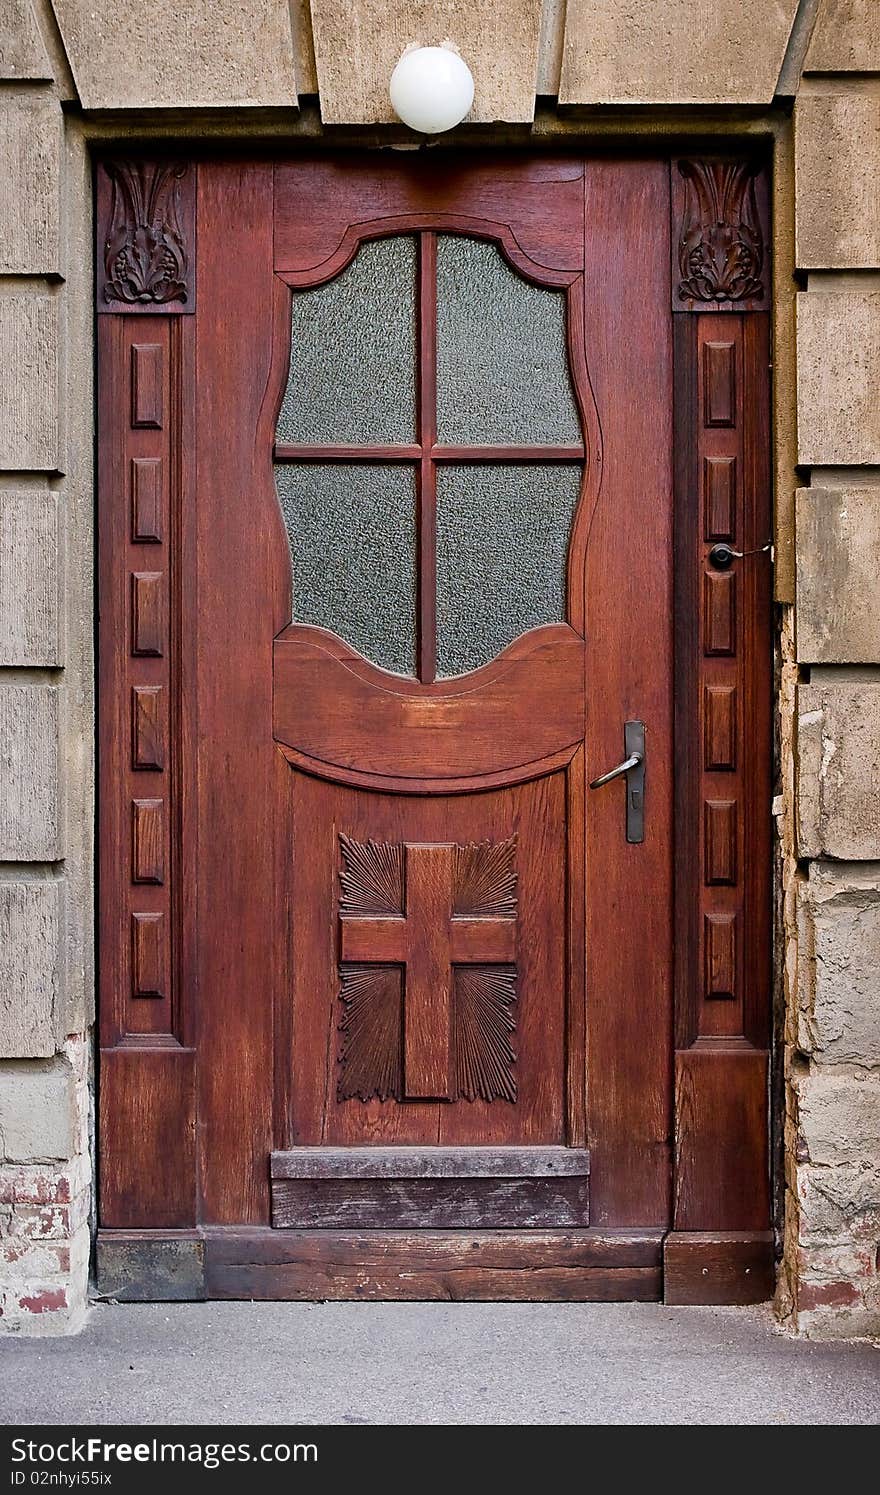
top-left (0, 0), bottom-right (877, 1335)
top-left (783, 1), bottom-right (880, 1337)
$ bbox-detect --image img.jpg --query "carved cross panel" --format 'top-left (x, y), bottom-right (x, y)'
top-left (337, 836), bottom-right (518, 1105)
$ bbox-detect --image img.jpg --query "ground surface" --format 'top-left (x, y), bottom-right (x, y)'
top-left (1, 1301), bottom-right (878, 1425)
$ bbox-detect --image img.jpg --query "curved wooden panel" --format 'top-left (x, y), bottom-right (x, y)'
top-left (273, 623), bottom-right (585, 784)
top-left (274, 158), bottom-right (585, 278)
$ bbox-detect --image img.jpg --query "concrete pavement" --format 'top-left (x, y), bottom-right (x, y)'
top-left (1, 1301), bottom-right (878, 1425)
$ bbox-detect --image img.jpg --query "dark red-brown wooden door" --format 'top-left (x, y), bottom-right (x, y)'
top-left (98, 154), bottom-right (771, 1302)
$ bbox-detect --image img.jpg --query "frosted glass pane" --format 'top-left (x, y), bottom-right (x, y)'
top-left (277, 237), bottom-right (417, 445)
top-left (436, 237), bottom-right (581, 446)
top-left (436, 464), bottom-right (582, 678)
top-left (276, 464), bottom-right (416, 676)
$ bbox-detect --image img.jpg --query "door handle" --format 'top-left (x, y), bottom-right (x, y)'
top-left (589, 721), bottom-right (646, 844)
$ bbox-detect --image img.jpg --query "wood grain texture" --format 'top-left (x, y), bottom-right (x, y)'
top-left (703, 571), bottom-right (737, 656)
top-left (131, 911), bottom-right (165, 999)
top-left (271, 1176), bottom-right (590, 1230)
top-left (290, 771), bottom-right (566, 1149)
top-left (203, 1227), bottom-right (661, 1301)
top-left (274, 624), bottom-right (585, 786)
top-left (131, 685), bottom-right (164, 771)
top-left (130, 572), bottom-right (165, 656)
top-left (99, 1047), bottom-right (196, 1228)
top-left (704, 684), bottom-right (737, 770)
top-left (131, 798), bottom-right (164, 884)
top-left (193, 163), bottom-right (289, 1223)
top-left (271, 1146), bottom-right (590, 1178)
top-left (582, 159), bottom-right (674, 1227)
top-left (674, 1047), bottom-right (770, 1231)
top-left (703, 455), bottom-right (736, 540)
top-left (663, 1230), bottom-right (774, 1305)
top-left (704, 912), bottom-right (736, 1001)
top-left (130, 343), bottom-right (164, 427)
top-left (274, 158), bottom-right (585, 280)
top-left (130, 457), bottom-right (163, 542)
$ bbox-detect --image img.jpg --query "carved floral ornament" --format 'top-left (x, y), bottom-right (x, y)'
top-left (676, 160), bottom-right (765, 305)
top-left (103, 162), bottom-right (191, 307)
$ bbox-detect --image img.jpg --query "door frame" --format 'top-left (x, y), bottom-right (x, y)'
top-left (93, 148), bottom-right (774, 1305)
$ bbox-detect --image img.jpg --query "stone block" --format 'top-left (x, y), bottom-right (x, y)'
top-left (0, 96), bottom-right (61, 275)
top-left (0, 295), bottom-right (59, 472)
top-left (795, 1069), bottom-right (880, 1164)
top-left (309, 0), bottom-right (543, 123)
top-left (804, 0), bottom-right (880, 72)
top-left (795, 863), bottom-right (880, 1067)
top-left (0, 881), bottom-right (62, 1060)
top-left (796, 293), bottom-right (880, 465)
top-left (0, 1), bottom-right (53, 79)
top-left (51, 1), bottom-right (297, 109)
top-left (795, 95), bottom-right (880, 270)
top-left (795, 1159), bottom-right (880, 1243)
top-left (796, 488), bottom-right (880, 663)
top-left (0, 686), bottom-right (62, 861)
top-left (0, 1056), bottom-right (77, 1162)
top-left (0, 492), bottom-right (60, 666)
top-left (558, 0), bottom-right (799, 105)
top-left (797, 685), bottom-right (880, 859)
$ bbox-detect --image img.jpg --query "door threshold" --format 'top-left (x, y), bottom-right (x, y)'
top-left (96, 1226), bottom-right (662, 1303)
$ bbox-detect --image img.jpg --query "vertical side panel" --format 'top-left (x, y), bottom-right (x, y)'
top-left (194, 164), bottom-right (290, 1224)
top-left (99, 1048), bottom-right (196, 1228)
top-left (583, 160), bottom-right (674, 1227)
top-left (97, 159), bottom-right (196, 1229)
top-left (671, 184), bottom-right (772, 1251)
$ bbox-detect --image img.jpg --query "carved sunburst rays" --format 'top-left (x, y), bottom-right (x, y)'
top-left (338, 834), bottom-right (404, 915)
top-left (336, 834), bottom-right (518, 1104)
top-left (452, 837), bottom-right (517, 916)
top-left (453, 968), bottom-right (518, 1104)
top-left (337, 966), bottom-right (403, 1104)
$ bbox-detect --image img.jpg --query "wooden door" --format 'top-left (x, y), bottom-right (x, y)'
top-left (96, 154), bottom-right (773, 1303)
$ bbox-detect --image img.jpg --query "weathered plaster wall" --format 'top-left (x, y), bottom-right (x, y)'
top-left (0, 0), bottom-right (877, 1336)
top-left (0, 0), bottom-right (93, 1332)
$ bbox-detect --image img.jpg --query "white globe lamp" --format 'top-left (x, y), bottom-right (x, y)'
top-left (390, 46), bottom-right (475, 135)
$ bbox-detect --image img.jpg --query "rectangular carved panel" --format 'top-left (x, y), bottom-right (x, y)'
top-left (704, 911), bottom-right (736, 1000)
top-left (132, 798), bottom-right (164, 884)
top-left (131, 572), bottom-right (165, 657)
top-left (703, 455), bottom-right (736, 540)
top-left (704, 684), bottom-right (737, 770)
top-left (130, 343), bottom-right (164, 429)
top-left (131, 910), bottom-right (165, 998)
top-left (703, 340), bottom-right (736, 427)
top-left (337, 835), bottom-right (518, 1107)
top-left (704, 799), bottom-right (738, 886)
top-left (131, 457), bottom-right (163, 542)
top-left (703, 571), bottom-right (736, 656)
top-left (131, 684), bottom-right (165, 770)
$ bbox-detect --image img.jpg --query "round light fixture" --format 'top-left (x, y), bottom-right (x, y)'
top-left (389, 46), bottom-right (475, 135)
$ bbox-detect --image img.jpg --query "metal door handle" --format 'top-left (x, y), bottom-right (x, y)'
top-left (589, 751), bottom-right (642, 789)
top-left (589, 721), bottom-right (646, 843)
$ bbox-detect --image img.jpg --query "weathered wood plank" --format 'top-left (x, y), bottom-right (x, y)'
top-left (271, 1177), bottom-right (589, 1230)
top-left (271, 1146), bottom-right (590, 1179)
top-left (204, 1227), bottom-right (662, 1301)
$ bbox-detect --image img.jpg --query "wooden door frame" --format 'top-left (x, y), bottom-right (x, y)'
top-left (94, 149), bottom-right (774, 1305)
